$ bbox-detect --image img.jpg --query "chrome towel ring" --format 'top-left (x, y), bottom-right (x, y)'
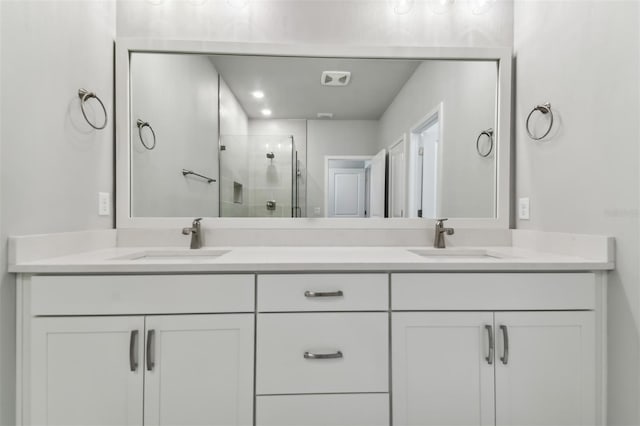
top-left (526, 102), bottom-right (554, 140)
top-left (78, 89), bottom-right (108, 130)
top-left (136, 119), bottom-right (156, 150)
top-left (476, 128), bottom-right (494, 157)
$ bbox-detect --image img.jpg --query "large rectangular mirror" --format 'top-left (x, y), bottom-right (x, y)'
top-left (117, 41), bottom-right (511, 227)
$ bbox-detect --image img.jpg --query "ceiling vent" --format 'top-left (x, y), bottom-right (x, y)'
top-left (321, 71), bottom-right (351, 86)
top-left (317, 112), bottom-right (334, 119)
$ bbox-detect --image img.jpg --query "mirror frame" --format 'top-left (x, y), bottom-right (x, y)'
top-left (116, 38), bottom-right (512, 230)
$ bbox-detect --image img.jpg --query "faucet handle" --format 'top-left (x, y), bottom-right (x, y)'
top-left (435, 218), bottom-right (448, 225)
top-left (193, 218), bottom-right (203, 225)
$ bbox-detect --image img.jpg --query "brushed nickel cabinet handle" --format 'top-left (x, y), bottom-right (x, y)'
top-left (146, 329), bottom-right (155, 371)
top-left (303, 351), bottom-right (343, 360)
top-left (304, 290), bottom-right (344, 298)
top-left (485, 325), bottom-right (494, 365)
top-left (500, 325), bottom-right (509, 365)
top-left (129, 330), bottom-right (139, 372)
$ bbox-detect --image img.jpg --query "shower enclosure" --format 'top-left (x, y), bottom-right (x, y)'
top-left (219, 134), bottom-right (302, 217)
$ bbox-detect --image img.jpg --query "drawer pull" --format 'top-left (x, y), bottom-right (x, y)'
top-left (303, 351), bottom-right (343, 360)
top-left (304, 290), bottom-right (344, 298)
top-left (500, 325), bottom-right (509, 365)
top-left (146, 329), bottom-right (156, 371)
top-left (129, 330), bottom-right (139, 372)
top-left (485, 325), bottom-right (494, 365)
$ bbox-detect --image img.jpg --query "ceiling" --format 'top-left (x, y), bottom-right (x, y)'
top-left (209, 55), bottom-right (421, 120)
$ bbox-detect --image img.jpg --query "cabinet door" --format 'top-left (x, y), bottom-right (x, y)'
top-left (392, 312), bottom-right (495, 426)
top-left (30, 316), bottom-right (144, 426)
top-left (495, 311), bottom-right (596, 426)
top-left (144, 314), bottom-right (254, 426)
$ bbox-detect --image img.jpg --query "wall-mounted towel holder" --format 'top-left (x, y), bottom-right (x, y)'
top-left (78, 89), bottom-right (108, 130)
top-left (476, 128), bottom-right (494, 157)
top-left (136, 119), bottom-right (156, 150)
top-left (526, 102), bottom-right (554, 140)
top-left (182, 169), bottom-right (216, 183)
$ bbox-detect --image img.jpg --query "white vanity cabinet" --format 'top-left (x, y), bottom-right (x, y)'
top-left (21, 274), bottom-right (255, 426)
top-left (255, 274), bottom-right (390, 426)
top-left (391, 273), bottom-right (600, 426)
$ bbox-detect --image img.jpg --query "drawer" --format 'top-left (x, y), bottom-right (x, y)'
top-left (256, 313), bottom-right (388, 394)
top-left (392, 273), bottom-right (597, 311)
top-left (30, 274), bottom-right (255, 315)
top-left (256, 394), bottom-right (389, 426)
top-left (258, 274), bottom-right (388, 312)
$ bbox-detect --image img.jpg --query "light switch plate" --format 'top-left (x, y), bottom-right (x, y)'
top-left (518, 197), bottom-right (530, 220)
top-left (98, 192), bottom-right (110, 216)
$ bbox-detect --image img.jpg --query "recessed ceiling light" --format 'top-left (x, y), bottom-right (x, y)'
top-left (252, 91), bottom-right (265, 99)
top-left (261, 109), bottom-right (272, 116)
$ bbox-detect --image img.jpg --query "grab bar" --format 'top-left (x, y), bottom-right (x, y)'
top-left (182, 169), bottom-right (216, 183)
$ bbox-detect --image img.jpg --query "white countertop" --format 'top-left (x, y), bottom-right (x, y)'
top-left (9, 245), bottom-right (615, 274)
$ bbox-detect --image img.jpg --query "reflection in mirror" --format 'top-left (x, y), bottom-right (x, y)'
top-left (130, 53), bottom-right (497, 219)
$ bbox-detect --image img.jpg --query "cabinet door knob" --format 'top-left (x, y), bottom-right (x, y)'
top-left (303, 351), bottom-right (343, 360)
top-left (129, 330), bottom-right (139, 372)
top-left (485, 325), bottom-right (494, 365)
top-left (500, 325), bottom-right (509, 365)
top-left (304, 290), bottom-right (344, 298)
top-left (146, 329), bottom-right (156, 371)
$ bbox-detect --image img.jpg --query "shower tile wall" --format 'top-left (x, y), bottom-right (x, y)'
top-left (219, 77), bottom-right (250, 217)
top-left (246, 137), bottom-right (293, 217)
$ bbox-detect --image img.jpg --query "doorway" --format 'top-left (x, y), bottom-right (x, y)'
top-left (408, 103), bottom-right (443, 219)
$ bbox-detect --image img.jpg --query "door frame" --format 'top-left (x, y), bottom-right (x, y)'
top-left (388, 134), bottom-right (408, 218)
top-left (324, 155), bottom-right (372, 218)
top-left (408, 102), bottom-right (444, 219)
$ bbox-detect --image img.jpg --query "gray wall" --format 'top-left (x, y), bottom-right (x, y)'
top-left (0, 1), bottom-right (116, 424)
top-left (307, 120), bottom-right (379, 217)
top-left (130, 53), bottom-right (220, 217)
top-left (378, 60), bottom-right (497, 218)
top-left (513, 1), bottom-right (640, 424)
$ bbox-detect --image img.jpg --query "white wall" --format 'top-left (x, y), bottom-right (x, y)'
top-left (378, 60), bottom-right (497, 218)
top-left (116, 0), bottom-right (513, 48)
top-left (0, 1), bottom-right (116, 424)
top-left (513, 1), bottom-right (640, 424)
top-left (307, 120), bottom-right (379, 217)
top-left (249, 119), bottom-right (307, 216)
top-left (130, 53), bottom-right (219, 217)
top-left (219, 77), bottom-right (250, 216)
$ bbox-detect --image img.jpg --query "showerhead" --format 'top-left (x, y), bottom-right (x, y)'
top-left (266, 152), bottom-right (275, 159)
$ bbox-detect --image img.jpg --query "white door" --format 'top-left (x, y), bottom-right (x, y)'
top-left (369, 148), bottom-right (386, 217)
top-left (144, 314), bottom-right (254, 426)
top-left (328, 168), bottom-right (365, 217)
top-left (388, 139), bottom-right (406, 218)
top-left (495, 311), bottom-right (596, 426)
top-left (421, 122), bottom-right (439, 218)
top-left (30, 316), bottom-right (144, 426)
top-left (392, 312), bottom-right (496, 426)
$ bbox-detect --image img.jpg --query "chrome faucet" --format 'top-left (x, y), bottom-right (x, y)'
top-left (433, 218), bottom-right (455, 248)
top-left (182, 218), bottom-right (203, 249)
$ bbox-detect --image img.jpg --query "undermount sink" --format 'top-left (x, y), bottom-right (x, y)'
top-left (408, 248), bottom-right (507, 260)
top-left (113, 249), bottom-right (231, 262)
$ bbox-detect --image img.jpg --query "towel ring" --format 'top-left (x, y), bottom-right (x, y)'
top-left (526, 102), bottom-right (554, 140)
top-left (476, 128), bottom-right (494, 157)
top-left (78, 89), bottom-right (108, 130)
top-left (137, 119), bottom-right (156, 150)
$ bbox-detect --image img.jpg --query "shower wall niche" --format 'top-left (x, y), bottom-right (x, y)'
top-left (220, 134), bottom-right (300, 217)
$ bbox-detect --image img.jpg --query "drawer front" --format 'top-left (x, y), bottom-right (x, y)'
top-left (256, 394), bottom-right (389, 426)
top-left (30, 275), bottom-right (255, 315)
top-left (257, 313), bottom-right (388, 394)
top-left (392, 273), bottom-right (596, 311)
top-left (258, 274), bottom-right (388, 312)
